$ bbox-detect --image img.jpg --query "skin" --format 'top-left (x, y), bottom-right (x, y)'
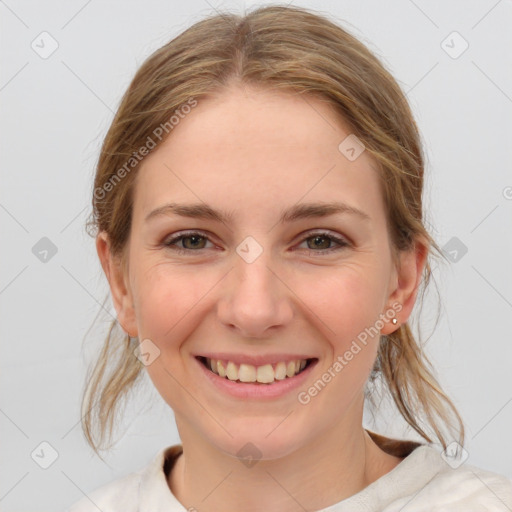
top-left (97, 83), bottom-right (428, 511)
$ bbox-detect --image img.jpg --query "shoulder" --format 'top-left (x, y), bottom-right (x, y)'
top-left (338, 432), bottom-right (512, 511)
top-left (63, 445), bottom-right (184, 512)
top-left (385, 445), bottom-right (512, 511)
top-left (65, 470), bottom-right (142, 512)
top-left (423, 457), bottom-right (512, 510)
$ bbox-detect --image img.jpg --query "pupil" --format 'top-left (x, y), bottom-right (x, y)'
top-left (311, 235), bottom-right (329, 249)
top-left (185, 235), bottom-right (204, 249)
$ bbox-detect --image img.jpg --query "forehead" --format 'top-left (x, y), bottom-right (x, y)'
top-left (134, 85), bottom-right (384, 224)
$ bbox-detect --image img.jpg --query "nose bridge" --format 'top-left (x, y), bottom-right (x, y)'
top-left (217, 239), bottom-right (293, 337)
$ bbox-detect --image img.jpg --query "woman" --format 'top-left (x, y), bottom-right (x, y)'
top-left (67, 5), bottom-right (512, 511)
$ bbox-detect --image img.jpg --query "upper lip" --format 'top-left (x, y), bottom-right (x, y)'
top-left (196, 353), bottom-right (317, 366)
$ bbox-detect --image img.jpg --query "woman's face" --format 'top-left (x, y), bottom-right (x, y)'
top-left (104, 85), bottom-right (423, 460)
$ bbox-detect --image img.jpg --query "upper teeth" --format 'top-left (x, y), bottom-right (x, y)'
top-left (205, 358), bottom-right (308, 384)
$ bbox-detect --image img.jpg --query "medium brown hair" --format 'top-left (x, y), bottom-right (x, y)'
top-left (83, 4), bottom-right (465, 453)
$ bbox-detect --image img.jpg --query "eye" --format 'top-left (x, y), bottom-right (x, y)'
top-left (297, 231), bottom-right (350, 255)
top-left (163, 231), bottom-right (214, 254)
top-left (162, 230), bottom-right (350, 256)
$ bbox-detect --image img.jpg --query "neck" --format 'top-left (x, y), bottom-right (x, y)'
top-left (168, 406), bottom-right (396, 511)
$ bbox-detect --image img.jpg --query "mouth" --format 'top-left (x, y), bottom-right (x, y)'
top-left (196, 356), bottom-right (317, 385)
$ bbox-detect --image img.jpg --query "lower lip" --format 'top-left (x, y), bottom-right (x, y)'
top-left (194, 357), bottom-right (318, 399)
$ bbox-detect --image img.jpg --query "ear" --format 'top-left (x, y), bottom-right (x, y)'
top-left (96, 232), bottom-right (138, 338)
top-left (380, 237), bottom-right (429, 335)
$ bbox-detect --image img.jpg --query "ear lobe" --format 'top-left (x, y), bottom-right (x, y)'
top-left (96, 232), bottom-right (138, 338)
top-left (380, 238), bottom-right (429, 335)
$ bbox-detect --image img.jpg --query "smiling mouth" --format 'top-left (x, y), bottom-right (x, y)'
top-left (197, 356), bottom-right (316, 384)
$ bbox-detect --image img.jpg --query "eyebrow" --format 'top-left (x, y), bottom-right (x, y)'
top-left (144, 201), bottom-right (371, 224)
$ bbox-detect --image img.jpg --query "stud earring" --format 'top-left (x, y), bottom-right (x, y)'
top-left (392, 318), bottom-right (398, 325)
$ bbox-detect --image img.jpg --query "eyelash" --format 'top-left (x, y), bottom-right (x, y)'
top-left (162, 230), bottom-right (350, 256)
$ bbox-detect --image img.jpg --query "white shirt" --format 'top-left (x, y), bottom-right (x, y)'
top-left (65, 436), bottom-right (512, 511)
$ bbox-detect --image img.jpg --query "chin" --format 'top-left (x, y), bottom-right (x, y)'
top-left (203, 418), bottom-right (310, 463)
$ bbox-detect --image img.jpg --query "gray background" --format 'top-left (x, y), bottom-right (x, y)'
top-left (1, 0), bottom-right (511, 510)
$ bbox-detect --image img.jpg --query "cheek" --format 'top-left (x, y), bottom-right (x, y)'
top-left (131, 265), bottom-right (214, 412)
top-left (295, 269), bottom-right (383, 413)
top-left (291, 264), bottom-right (387, 347)
top-left (132, 263), bottom-right (217, 350)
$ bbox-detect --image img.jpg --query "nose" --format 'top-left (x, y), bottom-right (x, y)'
top-left (216, 248), bottom-right (294, 339)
